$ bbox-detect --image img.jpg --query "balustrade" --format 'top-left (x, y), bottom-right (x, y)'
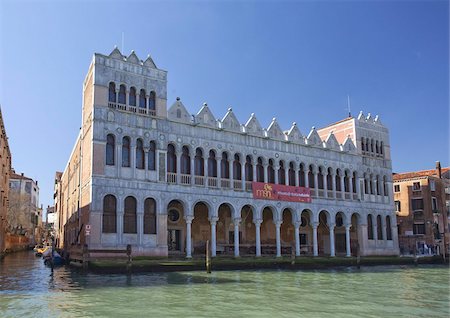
top-left (180, 174), bottom-right (191, 185)
top-left (194, 176), bottom-right (205, 186)
top-left (167, 172), bottom-right (177, 184)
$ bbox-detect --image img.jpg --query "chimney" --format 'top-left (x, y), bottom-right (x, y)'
top-left (436, 161), bottom-right (442, 179)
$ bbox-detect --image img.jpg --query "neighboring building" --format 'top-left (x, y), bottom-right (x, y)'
top-left (8, 172), bottom-right (41, 245)
top-left (57, 48), bottom-right (399, 258)
top-left (0, 106), bottom-right (12, 255)
top-left (53, 172), bottom-right (63, 247)
top-left (45, 205), bottom-right (56, 241)
top-left (394, 162), bottom-right (450, 255)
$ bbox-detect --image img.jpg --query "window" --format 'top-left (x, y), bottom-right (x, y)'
top-left (430, 180), bottom-right (436, 191)
top-left (168, 209), bottom-right (180, 222)
top-left (221, 152), bottom-right (229, 179)
top-left (108, 82), bottom-right (116, 103)
top-left (377, 215), bottom-right (383, 240)
top-left (413, 223), bottom-right (426, 235)
top-left (245, 155), bottom-right (253, 181)
top-left (106, 134), bottom-right (115, 165)
top-left (367, 215), bottom-right (374, 239)
top-left (148, 141), bottom-right (156, 170)
top-left (395, 200), bottom-right (401, 212)
top-left (181, 146), bottom-right (190, 174)
top-left (118, 84), bottom-right (126, 104)
top-left (413, 182), bottom-right (421, 191)
top-left (124, 196), bottom-right (137, 233)
top-left (129, 87), bottom-right (136, 106)
top-left (208, 150), bottom-right (217, 177)
top-left (136, 138), bottom-right (144, 169)
top-left (268, 159), bottom-right (275, 184)
top-left (394, 184), bottom-right (400, 192)
top-left (317, 167), bottom-right (324, 189)
top-left (432, 197), bottom-right (438, 212)
top-left (139, 89), bottom-right (146, 108)
top-left (299, 164), bottom-right (305, 187)
top-left (386, 216), bottom-right (392, 240)
top-left (308, 165), bottom-right (315, 188)
top-left (144, 198), bottom-right (156, 234)
top-left (411, 199), bottom-right (424, 211)
top-left (278, 161), bottom-right (286, 185)
top-left (233, 154), bottom-right (241, 180)
top-left (122, 136), bottom-right (130, 167)
top-left (102, 195), bottom-right (116, 233)
top-left (167, 144), bottom-right (177, 173)
top-left (288, 162), bottom-right (295, 186)
top-left (194, 148), bottom-right (204, 176)
top-left (149, 91), bottom-right (156, 111)
top-left (256, 157), bottom-right (264, 182)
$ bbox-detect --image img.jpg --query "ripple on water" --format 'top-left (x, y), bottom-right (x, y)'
top-left (1, 252), bottom-right (449, 318)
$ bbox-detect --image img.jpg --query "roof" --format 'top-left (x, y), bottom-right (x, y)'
top-left (393, 167), bottom-right (450, 181)
top-left (318, 116), bottom-right (354, 130)
top-left (10, 172), bottom-right (34, 181)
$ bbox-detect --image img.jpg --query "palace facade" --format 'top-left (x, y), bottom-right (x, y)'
top-left (56, 48), bottom-right (399, 258)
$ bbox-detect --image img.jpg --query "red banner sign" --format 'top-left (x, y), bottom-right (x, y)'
top-left (252, 182), bottom-right (311, 203)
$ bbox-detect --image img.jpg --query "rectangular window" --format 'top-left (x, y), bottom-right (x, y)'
top-left (413, 182), bottom-right (421, 191)
top-left (411, 198), bottom-right (424, 210)
top-left (432, 197), bottom-right (438, 212)
top-left (413, 223), bottom-right (426, 235)
top-left (394, 184), bottom-right (400, 192)
top-left (300, 233), bottom-right (307, 245)
top-left (430, 180), bottom-right (436, 191)
top-left (395, 200), bottom-right (401, 212)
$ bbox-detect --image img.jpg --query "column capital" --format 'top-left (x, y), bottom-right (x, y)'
top-left (253, 219), bottom-right (263, 226)
top-left (209, 217), bottom-right (219, 224)
top-left (311, 221), bottom-right (319, 228)
top-left (294, 221), bottom-right (301, 228)
top-left (184, 215), bottom-right (194, 223)
top-left (233, 218), bottom-right (242, 225)
top-left (275, 220), bottom-right (283, 227)
top-left (328, 222), bottom-right (336, 229)
top-left (344, 223), bottom-right (352, 229)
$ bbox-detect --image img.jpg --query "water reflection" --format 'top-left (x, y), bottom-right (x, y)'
top-left (1, 251), bottom-right (449, 318)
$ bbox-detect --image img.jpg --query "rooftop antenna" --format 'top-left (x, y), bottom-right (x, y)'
top-left (347, 94), bottom-right (352, 117)
top-left (121, 32), bottom-right (124, 53)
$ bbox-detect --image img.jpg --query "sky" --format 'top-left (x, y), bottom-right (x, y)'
top-left (0, 0), bottom-right (448, 215)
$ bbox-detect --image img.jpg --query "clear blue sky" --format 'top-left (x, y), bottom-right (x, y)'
top-left (0, 0), bottom-right (448, 213)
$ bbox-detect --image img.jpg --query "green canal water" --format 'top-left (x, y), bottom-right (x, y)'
top-left (0, 251), bottom-right (449, 318)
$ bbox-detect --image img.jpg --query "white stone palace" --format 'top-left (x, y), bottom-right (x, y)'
top-left (56, 48), bottom-right (399, 258)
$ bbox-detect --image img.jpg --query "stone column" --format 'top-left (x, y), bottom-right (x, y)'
top-left (323, 173), bottom-right (328, 198)
top-left (216, 156), bottom-right (222, 180)
top-left (210, 218), bottom-right (218, 257)
top-left (349, 175), bottom-right (353, 200)
top-left (241, 162), bottom-right (246, 190)
top-left (345, 224), bottom-right (352, 257)
top-left (229, 159), bottom-right (234, 183)
top-left (313, 171), bottom-right (319, 197)
top-left (185, 216), bottom-right (193, 258)
top-left (340, 174), bottom-right (345, 199)
top-left (234, 218), bottom-right (241, 257)
top-left (131, 144), bottom-right (136, 178)
top-left (117, 143), bottom-right (122, 178)
top-left (312, 222), bottom-right (318, 256)
top-left (255, 219), bottom-right (262, 257)
top-left (294, 168), bottom-right (299, 187)
top-left (284, 167), bottom-right (289, 186)
top-left (190, 156), bottom-right (195, 185)
top-left (263, 164), bottom-right (268, 183)
top-left (356, 177), bottom-right (362, 201)
top-left (329, 223), bottom-right (336, 257)
top-left (143, 147), bottom-right (149, 172)
top-left (294, 221), bottom-right (301, 256)
top-left (373, 218), bottom-right (378, 241)
top-left (274, 165), bottom-right (279, 184)
top-left (381, 216), bottom-right (387, 241)
top-left (275, 221), bottom-right (282, 257)
top-left (252, 160), bottom-right (257, 183)
top-left (176, 147), bottom-right (181, 184)
top-left (332, 172), bottom-right (337, 199)
top-left (117, 211), bottom-right (124, 245)
top-left (304, 170), bottom-right (309, 188)
top-left (204, 157), bottom-right (209, 188)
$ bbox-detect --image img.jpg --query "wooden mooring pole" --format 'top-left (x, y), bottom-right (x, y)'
top-left (126, 244), bottom-right (132, 273)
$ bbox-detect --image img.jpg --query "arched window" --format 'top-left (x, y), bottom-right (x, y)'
top-left (299, 163), bottom-right (305, 187)
top-left (108, 82), bottom-right (116, 103)
top-left (245, 155), bottom-right (253, 181)
top-left (367, 215), bottom-right (374, 239)
top-left (375, 140), bottom-right (379, 154)
top-left (124, 196), bottom-right (137, 233)
top-left (386, 216), bottom-right (392, 240)
top-left (376, 175), bottom-right (381, 195)
top-left (122, 136), bottom-right (130, 167)
top-left (364, 174), bottom-right (369, 194)
top-left (167, 144), bottom-right (177, 173)
top-left (102, 195), bottom-right (116, 233)
top-left (208, 150), bottom-right (217, 177)
top-left (383, 176), bottom-right (388, 196)
top-left (308, 165), bottom-right (315, 188)
top-left (361, 137), bottom-right (365, 152)
top-left (377, 215), bottom-right (383, 239)
top-left (327, 168), bottom-right (333, 190)
top-left (136, 138), bottom-right (144, 169)
top-left (118, 84), bottom-right (126, 104)
top-left (268, 159), bottom-right (275, 184)
top-left (129, 87), bottom-right (137, 106)
top-left (318, 167), bottom-right (324, 189)
top-left (380, 141), bottom-right (384, 155)
top-left (256, 157), bottom-right (264, 182)
top-left (279, 161), bottom-right (286, 185)
top-left (139, 89), bottom-right (146, 108)
top-left (233, 154), bottom-right (241, 180)
top-left (181, 146), bottom-right (190, 174)
top-left (288, 162), bottom-right (295, 186)
top-left (370, 139), bottom-right (374, 153)
top-left (365, 138), bottom-right (370, 152)
top-left (352, 172), bottom-right (357, 193)
top-left (106, 134), bottom-right (115, 165)
top-left (149, 91), bottom-right (156, 111)
top-left (144, 198), bottom-right (156, 234)
top-left (195, 148), bottom-right (204, 176)
top-left (148, 141), bottom-right (156, 170)
top-left (221, 152), bottom-right (229, 179)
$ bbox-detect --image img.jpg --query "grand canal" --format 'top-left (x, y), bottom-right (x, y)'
top-left (1, 251), bottom-right (449, 317)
